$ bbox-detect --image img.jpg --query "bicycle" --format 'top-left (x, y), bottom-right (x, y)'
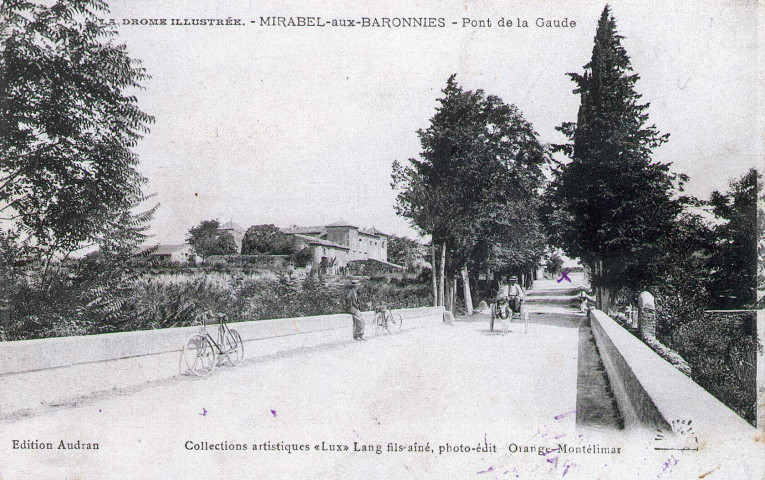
top-left (181, 311), bottom-right (244, 376)
top-left (373, 304), bottom-right (403, 336)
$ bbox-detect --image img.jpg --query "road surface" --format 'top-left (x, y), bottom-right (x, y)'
top-left (3, 274), bottom-right (738, 480)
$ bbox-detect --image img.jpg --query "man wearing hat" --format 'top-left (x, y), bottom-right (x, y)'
top-left (346, 280), bottom-right (365, 341)
top-left (507, 276), bottom-right (525, 314)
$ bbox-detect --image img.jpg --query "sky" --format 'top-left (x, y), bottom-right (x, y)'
top-left (106, 0), bottom-right (762, 244)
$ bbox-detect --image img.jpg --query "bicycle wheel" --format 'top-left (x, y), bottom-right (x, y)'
top-left (182, 334), bottom-right (216, 377)
top-left (382, 313), bottom-right (393, 333)
top-left (224, 329), bottom-right (245, 367)
top-left (391, 312), bottom-right (403, 332)
top-left (374, 312), bottom-right (384, 336)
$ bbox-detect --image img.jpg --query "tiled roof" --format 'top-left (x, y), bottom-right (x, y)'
top-left (219, 221), bottom-right (244, 232)
top-left (364, 226), bottom-right (389, 237)
top-left (281, 226), bottom-right (327, 235)
top-left (285, 223), bottom-right (386, 238)
top-left (326, 219), bottom-right (358, 228)
top-left (293, 234), bottom-right (350, 250)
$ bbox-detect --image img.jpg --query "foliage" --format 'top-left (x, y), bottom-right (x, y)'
top-left (545, 252), bottom-right (564, 275)
top-left (392, 74), bottom-right (549, 276)
top-left (0, 0), bottom-right (159, 342)
top-left (758, 185), bottom-right (765, 307)
top-left (356, 279), bottom-right (432, 311)
top-left (290, 247), bottom-right (313, 267)
top-left (3, 274), bottom-right (432, 340)
top-left (706, 168), bottom-right (758, 309)
top-left (186, 219), bottom-right (238, 260)
top-left (0, 0), bottom-right (154, 268)
top-left (386, 235), bottom-right (425, 269)
top-left (0, 228), bottom-right (32, 298)
top-left (242, 224), bottom-right (295, 255)
top-left (1, 197), bottom-right (157, 339)
top-left (468, 199), bottom-right (547, 275)
top-left (544, 5), bottom-right (685, 298)
top-left (668, 313), bottom-right (758, 425)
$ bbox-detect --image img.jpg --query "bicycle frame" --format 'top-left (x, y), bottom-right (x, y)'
top-left (181, 310), bottom-right (245, 376)
top-left (198, 311), bottom-right (231, 355)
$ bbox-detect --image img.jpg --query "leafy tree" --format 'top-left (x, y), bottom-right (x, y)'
top-left (3, 194), bottom-right (157, 340)
top-left (0, 0), bottom-right (154, 278)
top-left (758, 184), bottom-right (765, 308)
top-left (545, 252), bottom-right (564, 276)
top-left (187, 220), bottom-right (238, 261)
top-left (707, 169), bottom-right (758, 309)
top-left (242, 224), bottom-right (294, 255)
top-left (290, 247), bottom-right (313, 268)
top-left (393, 75), bottom-right (549, 309)
top-left (544, 5), bottom-right (685, 310)
top-left (386, 235), bottom-right (424, 269)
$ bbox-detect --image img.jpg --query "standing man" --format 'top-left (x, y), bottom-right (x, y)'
top-left (346, 280), bottom-right (365, 341)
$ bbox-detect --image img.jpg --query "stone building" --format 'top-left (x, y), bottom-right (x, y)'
top-left (281, 220), bottom-right (398, 274)
top-left (217, 221), bottom-right (245, 253)
top-left (138, 244), bottom-right (197, 263)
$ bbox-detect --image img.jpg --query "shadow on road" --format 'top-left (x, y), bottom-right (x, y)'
top-left (458, 311), bottom-right (582, 330)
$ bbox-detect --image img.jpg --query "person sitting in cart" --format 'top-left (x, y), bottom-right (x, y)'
top-left (506, 276), bottom-right (525, 313)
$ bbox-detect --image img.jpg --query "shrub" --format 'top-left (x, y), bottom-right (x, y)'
top-left (669, 313), bottom-right (758, 425)
top-left (290, 248), bottom-right (313, 268)
top-left (2, 269), bottom-right (432, 340)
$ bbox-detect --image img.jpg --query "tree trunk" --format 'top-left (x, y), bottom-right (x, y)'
top-left (444, 273), bottom-right (451, 311)
top-left (595, 258), bottom-right (612, 312)
top-left (452, 276), bottom-right (458, 312)
top-left (431, 243), bottom-right (438, 307)
top-left (438, 242), bottom-right (446, 307)
top-left (601, 284), bottom-right (612, 313)
top-left (461, 264), bottom-right (473, 315)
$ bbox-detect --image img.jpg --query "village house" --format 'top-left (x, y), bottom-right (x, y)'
top-left (217, 221), bottom-right (245, 253)
top-left (139, 220), bottom-right (401, 273)
top-left (281, 220), bottom-right (401, 274)
top-left (138, 243), bottom-right (197, 263)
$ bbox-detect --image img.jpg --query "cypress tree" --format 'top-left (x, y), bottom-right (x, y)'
top-left (547, 5), bottom-right (684, 310)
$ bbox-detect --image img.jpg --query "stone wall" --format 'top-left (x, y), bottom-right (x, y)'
top-left (0, 306), bottom-right (445, 418)
top-left (589, 309), bottom-right (756, 436)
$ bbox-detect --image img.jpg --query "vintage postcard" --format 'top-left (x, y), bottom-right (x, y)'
top-left (0, 0), bottom-right (763, 478)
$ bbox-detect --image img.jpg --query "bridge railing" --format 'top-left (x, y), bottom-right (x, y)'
top-left (588, 308), bottom-right (756, 437)
top-left (0, 306), bottom-right (444, 419)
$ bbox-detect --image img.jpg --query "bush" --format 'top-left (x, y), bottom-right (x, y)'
top-left (545, 253), bottom-right (564, 275)
top-left (669, 313), bottom-right (758, 425)
top-left (290, 248), bottom-right (313, 268)
top-left (2, 268), bottom-right (433, 340)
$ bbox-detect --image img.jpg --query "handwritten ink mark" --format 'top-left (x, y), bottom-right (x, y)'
top-left (477, 466), bottom-right (494, 474)
top-left (199, 408), bottom-right (207, 417)
top-left (698, 465), bottom-right (720, 479)
top-left (557, 271), bottom-right (571, 283)
top-left (270, 409), bottom-right (277, 417)
top-left (554, 409), bottom-right (577, 420)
